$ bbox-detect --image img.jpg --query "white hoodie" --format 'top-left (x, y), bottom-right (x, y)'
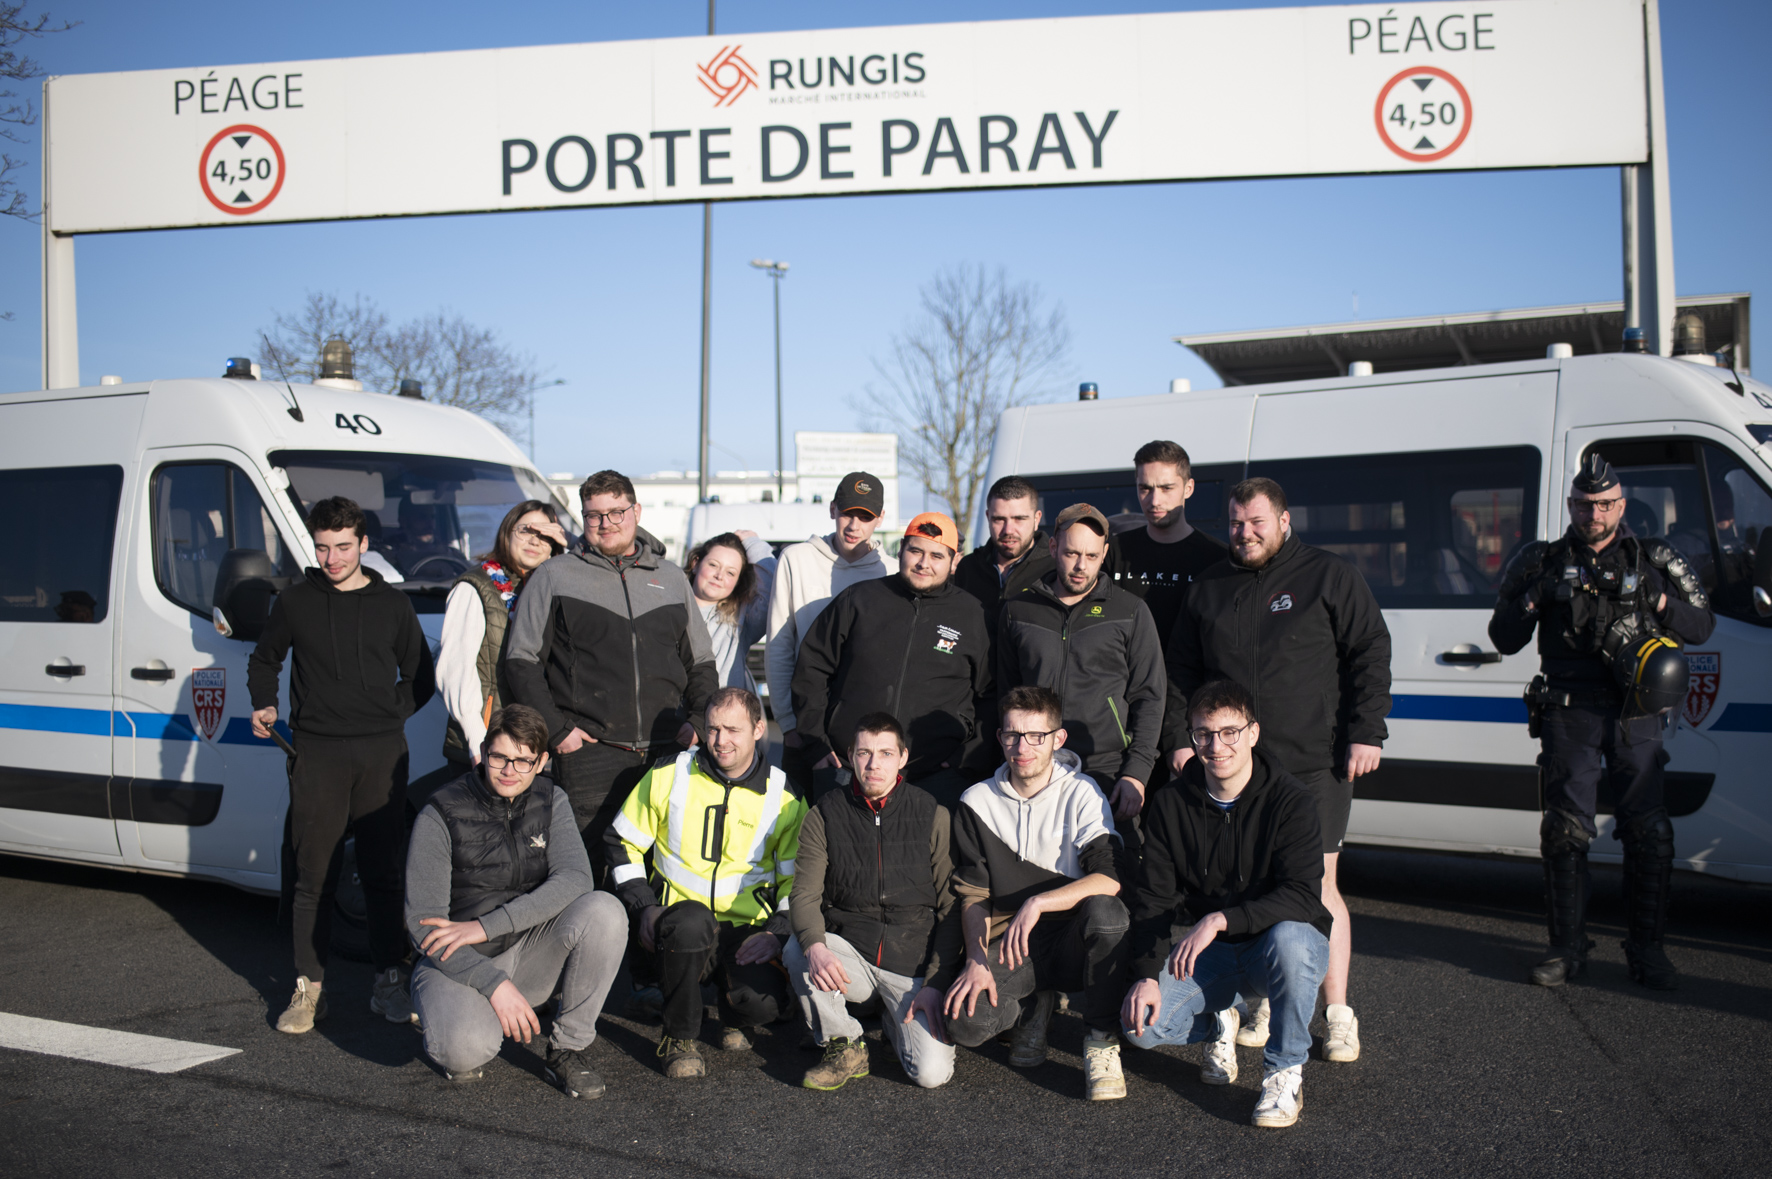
top-left (764, 531), bottom-right (888, 730)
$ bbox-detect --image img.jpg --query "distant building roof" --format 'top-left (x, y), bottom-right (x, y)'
top-left (1177, 293), bottom-right (1750, 386)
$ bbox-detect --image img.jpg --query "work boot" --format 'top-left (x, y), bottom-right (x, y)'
top-left (1201, 1007), bottom-right (1240, 1085)
top-left (657, 1035), bottom-right (705, 1079)
top-left (718, 1025), bottom-right (752, 1052)
top-left (1530, 814), bottom-right (1593, 987)
top-left (1322, 1004), bottom-right (1360, 1063)
top-left (369, 967), bottom-right (417, 1026)
top-left (801, 1036), bottom-right (870, 1091)
top-left (1624, 941), bottom-right (1678, 990)
top-left (1621, 809), bottom-right (1678, 991)
top-left (544, 1044), bottom-right (605, 1099)
top-left (1083, 1029), bottom-right (1126, 1101)
top-left (1252, 1065), bottom-right (1305, 1128)
top-left (1008, 990), bottom-right (1058, 1068)
top-left (275, 976), bottom-right (328, 1034)
top-left (1237, 997), bottom-right (1271, 1047)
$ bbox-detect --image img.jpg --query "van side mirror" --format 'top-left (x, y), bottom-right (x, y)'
top-left (213, 548), bottom-right (287, 642)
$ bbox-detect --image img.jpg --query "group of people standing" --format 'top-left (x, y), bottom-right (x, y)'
top-left (241, 437), bottom-right (1705, 1128)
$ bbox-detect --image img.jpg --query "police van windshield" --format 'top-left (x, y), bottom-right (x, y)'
top-left (271, 450), bottom-right (559, 583)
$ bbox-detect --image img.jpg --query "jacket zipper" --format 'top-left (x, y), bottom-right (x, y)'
top-left (618, 562), bottom-right (643, 742)
top-left (891, 595), bottom-right (922, 713)
top-left (706, 782), bottom-right (736, 912)
top-left (1107, 696), bottom-right (1130, 749)
top-left (875, 806), bottom-right (886, 966)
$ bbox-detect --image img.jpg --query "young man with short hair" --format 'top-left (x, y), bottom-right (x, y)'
top-left (1111, 440), bottom-right (1227, 653)
top-left (955, 475), bottom-right (1055, 653)
top-left (405, 705), bottom-right (627, 1096)
top-left (999, 503), bottom-right (1165, 824)
top-left (784, 712), bottom-right (961, 1091)
top-left (1121, 678), bottom-right (1331, 1128)
top-left (766, 471), bottom-right (891, 786)
top-left (605, 688), bottom-right (806, 1078)
top-left (249, 496), bottom-right (436, 1034)
top-left (504, 469), bottom-right (716, 877)
top-left (944, 686), bottom-right (1129, 1102)
top-left (791, 512), bottom-right (994, 808)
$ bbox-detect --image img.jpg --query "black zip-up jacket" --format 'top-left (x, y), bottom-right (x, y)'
top-left (791, 574), bottom-right (994, 779)
top-left (504, 527), bottom-right (717, 750)
top-left (247, 566), bottom-right (435, 738)
top-left (1130, 749), bottom-right (1330, 978)
top-left (954, 532), bottom-right (1055, 651)
top-left (998, 572), bottom-right (1166, 784)
top-left (1163, 535), bottom-right (1392, 776)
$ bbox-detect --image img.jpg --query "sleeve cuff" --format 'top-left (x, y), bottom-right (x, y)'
top-left (478, 907), bottom-right (515, 941)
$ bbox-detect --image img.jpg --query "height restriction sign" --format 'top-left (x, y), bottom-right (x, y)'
top-left (199, 123), bottom-right (285, 215)
top-left (1374, 67), bottom-right (1472, 163)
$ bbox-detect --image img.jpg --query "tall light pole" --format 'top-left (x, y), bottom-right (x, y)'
top-left (697, 0), bottom-right (716, 504)
top-left (525, 378), bottom-right (567, 462)
top-left (749, 258), bottom-right (789, 503)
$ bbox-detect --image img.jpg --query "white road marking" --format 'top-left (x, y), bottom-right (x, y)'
top-left (0, 1011), bottom-right (241, 1074)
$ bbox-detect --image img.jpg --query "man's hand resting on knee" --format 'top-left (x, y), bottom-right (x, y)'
top-left (489, 979), bottom-right (540, 1044)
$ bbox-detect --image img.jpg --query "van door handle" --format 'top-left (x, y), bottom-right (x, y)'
top-left (131, 666), bottom-right (176, 682)
top-left (45, 661), bottom-right (86, 677)
top-left (1441, 649), bottom-right (1504, 665)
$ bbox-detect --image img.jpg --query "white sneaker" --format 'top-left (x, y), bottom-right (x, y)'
top-left (1083, 1029), bottom-right (1126, 1101)
top-left (1201, 1007), bottom-right (1239, 1085)
top-left (1237, 997), bottom-right (1271, 1047)
top-left (1323, 1003), bottom-right (1360, 1062)
top-left (1252, 1065), bottom-right (1304, 1127)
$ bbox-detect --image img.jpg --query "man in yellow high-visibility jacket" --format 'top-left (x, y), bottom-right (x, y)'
top-left (606, 686), bottom-right (806, 1079)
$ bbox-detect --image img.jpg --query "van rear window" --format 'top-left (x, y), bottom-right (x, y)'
top-left (0, 465), bottom-right (124, 623)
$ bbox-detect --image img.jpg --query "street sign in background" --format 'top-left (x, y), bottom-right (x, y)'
top-left (44, 1), bottom-right (1650, 235)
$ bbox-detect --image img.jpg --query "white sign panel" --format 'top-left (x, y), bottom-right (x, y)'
top-left (45, 1), bottom-right (1648, 234)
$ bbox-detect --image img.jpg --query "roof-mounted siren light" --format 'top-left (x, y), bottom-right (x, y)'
top-left (99, 375), bottom-right (122, 386)
top-left (1672, 314), bottom-right (1717, 366)
top-left (1348, 361), bottom-right (1374, 377)
top-left (398, 379), bottom-right (425, 400)
top-left (1078, 382), bottom-right (1099, 401)
top-left (224, 357), bottom-right (256, 380)
top-left (314, 337), bottom-right (366, 391)
top-left (1547, 343), bottom-right (1574, 359)
top-left (1622, 326), bottom-right (1649, 354)
top-left (1169, 378), bottom-right (1191, 394)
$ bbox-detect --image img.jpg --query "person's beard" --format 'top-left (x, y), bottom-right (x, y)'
top-left (1230, 535), bottom-right (1283, 569)
top-left (1576, 517), bottom-right (1619, 547)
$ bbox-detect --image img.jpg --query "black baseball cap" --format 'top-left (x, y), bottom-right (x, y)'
top-left (833, 471), bottom-right (884, 519)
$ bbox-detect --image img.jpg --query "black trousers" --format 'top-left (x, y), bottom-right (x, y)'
top-left (554, 742), bottom-right (673, 885)
top-left (944, 895), bottom-right (1131, 1041)
top-left (633, 900), bottom-right (790, 1041)
top-left (288, 730), bottom-right (409, 981)
top-left (1540, 703), bottom-right (1667, 839)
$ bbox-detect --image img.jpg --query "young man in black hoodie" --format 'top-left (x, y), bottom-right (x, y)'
top-left (249, 496), bottom-right (436, 1034)
top-left (954, 475), bottom-right (1054, 659)
top-left (1122, 678), bottom-right (1330, 1129)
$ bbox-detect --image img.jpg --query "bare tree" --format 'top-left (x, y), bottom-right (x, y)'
top-left (260, 293), bottom-right (543, 434)
top-left (859, 265), bottom-right (1071, 544)
top-left (1, 4), bottom-right (75, 222)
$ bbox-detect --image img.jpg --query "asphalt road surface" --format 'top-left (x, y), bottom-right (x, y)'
top-left (1, 845), bottom-right (1768, 1179)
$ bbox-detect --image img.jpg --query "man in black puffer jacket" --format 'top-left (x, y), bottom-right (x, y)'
top-left (405, 705), bottom-right (627, 1098)
top-left (784, 712), bottom-right (961, 1092)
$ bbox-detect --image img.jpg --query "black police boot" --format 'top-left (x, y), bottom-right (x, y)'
top-left (1621, 809), bottom-right (1678, 991)
top-left (1529, 811), bottom-right (1593, 987)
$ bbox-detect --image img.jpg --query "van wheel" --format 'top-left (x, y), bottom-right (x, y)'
top-left (330, 837), bottom-right (373, 963)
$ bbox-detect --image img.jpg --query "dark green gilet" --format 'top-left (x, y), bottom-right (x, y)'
top-left (442, 567), bottom-right (514, 765)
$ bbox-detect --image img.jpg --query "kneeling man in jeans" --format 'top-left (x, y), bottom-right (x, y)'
top-left (1121, 679), bottom-right (1330, 1128)
top-left (406, 704), bottom-right (627, 1098)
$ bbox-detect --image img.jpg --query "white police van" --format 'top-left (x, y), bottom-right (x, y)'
top-left (0, 369), bottom-right (572, 900)
top-left (981, 352), bottom-right (1772, 882)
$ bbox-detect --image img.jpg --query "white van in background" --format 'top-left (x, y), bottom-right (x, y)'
top-left (980, 352), bottom-right (1772, 882)
top-left (0, 373), bottom-right (574, 897)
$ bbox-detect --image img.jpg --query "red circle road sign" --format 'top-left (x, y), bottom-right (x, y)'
top-left (1373, 67), bottom-right (1473, 163)
top-left (199, 124), bottom-right (287, 216)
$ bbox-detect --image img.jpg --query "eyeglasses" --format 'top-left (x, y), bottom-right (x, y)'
top-left (1568, 497), bottom-right (1624, 515)
top-left (486, 752), bottom-right (540, 774)
top-left (1189, 722), bottom-right (1254, 748)
top-left (583, 506), bottom-right (633, 527)
top-left (999, 728), bottom-right (1060, 748)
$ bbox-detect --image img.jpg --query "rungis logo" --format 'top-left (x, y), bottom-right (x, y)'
top-left (698, 45), bottom-right (758, 107)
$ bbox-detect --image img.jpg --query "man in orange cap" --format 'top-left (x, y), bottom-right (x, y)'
top-left (790, 512), bottom-right (994, 807)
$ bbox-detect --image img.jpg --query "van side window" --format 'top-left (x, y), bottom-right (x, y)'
top-left (0, 465), bottom-right (124, 623)
top-left (1246, 446), bottom-right (1541, 609)
top-left (1700, 442), bottom-right (1772, 627)
top-left (153, 463), bottom-right (299, 617)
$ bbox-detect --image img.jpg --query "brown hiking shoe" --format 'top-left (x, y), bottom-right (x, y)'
top-left (802, 1037), bottom-right (870, 1091)
top-left (658, 1035), bottom-right (705, 1079)
top-left (276, 976), bottom-right (328, 1034)
top-left (718, 1025), bottom-right (752, 1052)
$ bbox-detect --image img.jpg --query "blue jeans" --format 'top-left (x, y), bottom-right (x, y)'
top-left (1121, 920), bottom-right (1329, 1073)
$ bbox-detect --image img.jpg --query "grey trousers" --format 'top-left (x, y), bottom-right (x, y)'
top-left (784, 931), bottom-right (956, 1089)
top-left (411, 891), bottom-right (626, 1074)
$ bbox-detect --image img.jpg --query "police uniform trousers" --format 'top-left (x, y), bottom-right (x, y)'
top-left (1539, 701), bottom-right (1667, 837)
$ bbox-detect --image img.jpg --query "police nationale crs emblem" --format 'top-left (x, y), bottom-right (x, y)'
top-left (1683, 652), bottom-right (1720, 726)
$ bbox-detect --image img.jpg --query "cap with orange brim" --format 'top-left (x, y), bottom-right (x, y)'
top-left (903, 512), bottom-right (960, 552)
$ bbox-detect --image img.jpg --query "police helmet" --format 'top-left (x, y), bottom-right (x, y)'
top-left (1612, 634), bottom-right (1690, 716)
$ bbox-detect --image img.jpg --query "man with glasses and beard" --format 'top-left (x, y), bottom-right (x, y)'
top-left (1162, 478), bottom-right (1391, 1065)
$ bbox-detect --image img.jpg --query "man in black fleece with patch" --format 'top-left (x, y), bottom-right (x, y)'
top-left (248, 497), bottom-right (435, 1035)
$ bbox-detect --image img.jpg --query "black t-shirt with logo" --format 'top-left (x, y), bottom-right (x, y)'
top-left (1110, 526), bottom-right (1228, 652)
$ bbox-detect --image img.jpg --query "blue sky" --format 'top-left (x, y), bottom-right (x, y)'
top-left (1, 0), bottom-right (1767, 491)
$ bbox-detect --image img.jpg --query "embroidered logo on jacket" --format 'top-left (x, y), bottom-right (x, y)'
top-left (528, 834), bottom-right (547, 849)
top-left (1268, 592), bottom-right (1295, 613)
top-left (934, 623), bottom-right (962, 654)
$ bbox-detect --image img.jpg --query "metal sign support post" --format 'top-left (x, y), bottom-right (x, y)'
top-left (696, 0), bottom-right (715, 505)
top-left (41, 81), bottom-right (79, 389)
top-left (1623, 0), bottom-right (1677, 356)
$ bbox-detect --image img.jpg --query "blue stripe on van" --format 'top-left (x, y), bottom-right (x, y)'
top-left (0, 705), bottom-right (289, 743)
top-left (122, 712), bottom-right (199, 741)
top-left (218, 716), bottom-right (292, 746)
top-left (1390, 694), bottom-right (1529, 724)
top-left (0, 702), bottom-right (112, 736)
top-left (1709, 704), bottom-right (1772, 733)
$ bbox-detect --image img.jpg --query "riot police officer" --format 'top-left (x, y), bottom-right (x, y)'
top-left (1489, 453), bottom-right (1713, 990)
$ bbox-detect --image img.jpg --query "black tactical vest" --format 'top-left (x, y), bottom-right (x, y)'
top-left (817, 782), bottom-right (941, 979)
top-left (428, 770), bottom-right (554, 957)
